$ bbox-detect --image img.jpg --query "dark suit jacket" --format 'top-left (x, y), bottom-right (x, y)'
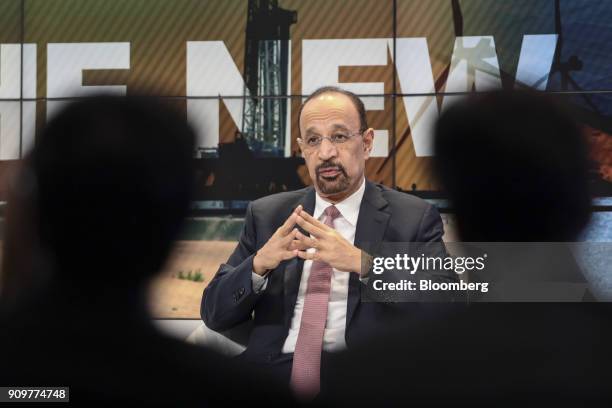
top-left (201, 180), bottom-right (456, 363)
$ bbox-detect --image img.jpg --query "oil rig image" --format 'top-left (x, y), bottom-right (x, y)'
top-left (195, 0), bottom-right (304, 201)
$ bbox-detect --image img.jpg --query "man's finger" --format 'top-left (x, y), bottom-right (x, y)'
top-left (281, 249), bottom-right (299, 260)
top-left (290, 239), bottom-right (310, 251)
top-left (295, 215), bottom-right (326, 238)
top-left (295, 230), bottom-right (318, 248)
top-left (298, 210), bottom-right (332, 231)
top-left (277, 211), bottom-right (298, 236)
top-left (280, 229), bottom-right (298, 246)
top-left (297, 250), bottom-right (317, 261)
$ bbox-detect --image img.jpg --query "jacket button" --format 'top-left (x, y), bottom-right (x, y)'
top-left (239, 287), bottom-right (245, 296)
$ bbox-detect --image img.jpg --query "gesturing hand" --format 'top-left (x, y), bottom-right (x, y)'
top-left (293, 209), bottom-right (362, 274)
top-left (252, 205), bottom-right (301, 276)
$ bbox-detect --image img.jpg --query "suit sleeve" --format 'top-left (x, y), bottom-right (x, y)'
top-left (201, 202), bottom-right (263, 331)
top-left (415, 203), bottom-right (458, 284)
top-left (416, 203), bottom-right (445, 243)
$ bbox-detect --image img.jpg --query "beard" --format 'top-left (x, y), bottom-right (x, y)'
top-left (315, 161), bottom-right (350, 195)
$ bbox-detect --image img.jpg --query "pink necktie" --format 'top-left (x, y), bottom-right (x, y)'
top-left (290, 205), bottom-right (341, 399)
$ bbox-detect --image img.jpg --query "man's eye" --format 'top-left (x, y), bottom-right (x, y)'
top-left (331, 133), bottom-right (349, 142)
top-left (307, 137), bottom-right (321, 146)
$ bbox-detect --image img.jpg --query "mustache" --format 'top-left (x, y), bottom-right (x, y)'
top-left (316, 162), bottom-right (347, 177)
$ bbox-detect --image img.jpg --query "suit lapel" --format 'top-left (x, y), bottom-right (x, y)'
top-left (283, 187), bottom-right (316, 327)
top-left (347, 181), bottom-right (390, 327)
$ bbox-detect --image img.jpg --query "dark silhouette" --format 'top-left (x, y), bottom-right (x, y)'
top-left (434, 90), bottom-right (591, 242)
top-left (323, 91), bottom-right (612, 406)
top-left (434, 90), bottom-right (595, 302)
top-left (0, 96), bottom-right (295, 406)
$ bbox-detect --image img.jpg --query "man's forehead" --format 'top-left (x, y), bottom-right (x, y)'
top-left (300, 92), bottom-right (360, 130)
top-left (305, 123), bottom-right (349, 135)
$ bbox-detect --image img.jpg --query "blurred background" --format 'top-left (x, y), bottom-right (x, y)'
top-left (0, 0), bottom-right (609, 320)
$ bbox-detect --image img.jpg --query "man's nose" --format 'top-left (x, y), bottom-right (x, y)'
top-left (317, 138), bottom-right (338, 160)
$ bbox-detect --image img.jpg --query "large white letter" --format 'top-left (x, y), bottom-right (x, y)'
top-left (441, 36), bottom-right (502, 114)
top-left (0, 44), bottom-right (22, 161)
top-left (393, 35), bottom-right (556, 157)
top-left (22, 44), bottom-right (37, 157)
top-left (187, 41), bottom-right (293, 156)
top-left (515, 34), bottom-right (558, 90)
top-left (302, 39), bottom-right (389, 156)
top-left (0, 44), bottom-right (21, 99)
top-left (0, 44), bottom-right (37, 160)
top-left (47, 42), bottom-right (130, 118)
top-left (187, 41), bottom-right (248, 151)
top-left (392, 38), bottom-right (439, 157)
top-left (444, 36), bottom-right (502, 93)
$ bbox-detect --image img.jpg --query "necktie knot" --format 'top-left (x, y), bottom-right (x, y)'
top-left (323, 205), bottom-right (341, 222)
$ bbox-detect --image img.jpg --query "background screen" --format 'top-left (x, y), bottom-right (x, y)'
top-left (0, 0), bottom-right (610, 201)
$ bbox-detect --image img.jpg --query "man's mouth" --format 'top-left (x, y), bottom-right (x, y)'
top-left (318, 167), bottom-right (342, 178)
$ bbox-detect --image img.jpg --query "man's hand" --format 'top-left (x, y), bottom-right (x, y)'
top-left (252, 206), bottom-right (301, 276)
top-left (293, 209), bottom-right (362, 274)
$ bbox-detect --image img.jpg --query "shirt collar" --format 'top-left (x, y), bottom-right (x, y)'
top-left (313, 177), bottom-right (366, 226)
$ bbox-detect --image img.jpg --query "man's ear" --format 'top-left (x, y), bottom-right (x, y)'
top-left (363, 128), bottom-right (374, 159)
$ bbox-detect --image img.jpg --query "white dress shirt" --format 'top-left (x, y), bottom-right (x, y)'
top-left (251, 178), bottom-right (366, 353)
top-left (282, 178), bottom-right (365, 352)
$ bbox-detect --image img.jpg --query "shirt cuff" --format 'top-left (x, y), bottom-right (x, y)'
top-left (359, 251), bottom-right (372, 282)
top-left (251, 271), bottom-right (269, 293)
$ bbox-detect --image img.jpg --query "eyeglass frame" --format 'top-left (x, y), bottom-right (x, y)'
top-left (297, 129), bottom-right (365, 151)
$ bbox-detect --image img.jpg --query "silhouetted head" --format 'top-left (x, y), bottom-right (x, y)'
top-left (434, 90), bottom-right (591, 241)
top-left (24, 96), bottom-right (195, 290)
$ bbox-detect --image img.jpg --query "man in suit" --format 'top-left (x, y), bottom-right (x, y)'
top-left (201, 86), bottom-right (456, 399)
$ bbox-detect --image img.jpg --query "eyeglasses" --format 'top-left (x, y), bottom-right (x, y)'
top-left (298, 131), bottom-right (363, 150)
